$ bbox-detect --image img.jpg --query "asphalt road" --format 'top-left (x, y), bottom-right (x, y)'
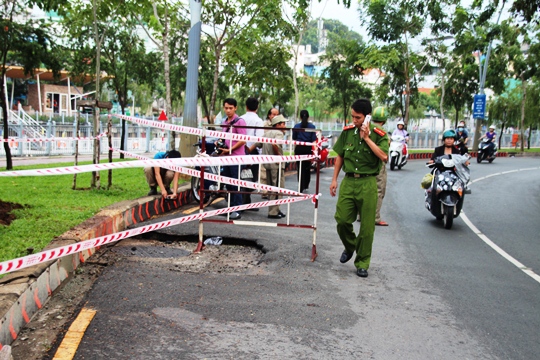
top-left (19, 156), bottom-right (540, 359)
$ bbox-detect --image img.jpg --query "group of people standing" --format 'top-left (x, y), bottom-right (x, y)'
top-left (144, 97), bottom-right (321, 221)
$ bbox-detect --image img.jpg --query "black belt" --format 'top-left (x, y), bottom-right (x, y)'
top-left (345, 173), bottom-right (377, 178)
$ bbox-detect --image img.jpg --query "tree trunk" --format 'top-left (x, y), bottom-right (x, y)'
top-left (439, 70), bottom-right (445, 125)
top-left (209, 46), bottom-right (222, 122)
top-left (293, 24), bottom-right (308, 121)
top-left (72, 110), bottom-right (80, 189)
top-left (1, 84), bottom-right (13, 170)
top-left (92, 0), bottom-right (102, 189)
top-left (107, 114), bottom-right (113, 189)
top-left (162, 7), bottom-right (175, 151)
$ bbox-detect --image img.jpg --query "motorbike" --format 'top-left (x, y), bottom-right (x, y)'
top-left (310, 134), bottom-right (331, 171)
top-left (190, 139), bottom-right (227, 204)
top-left (388, 134), bottom-right (408, 170)
top-left (424, 155), bottom-right (466, 229)
top-left (477, 138), bottom-right (497, 163)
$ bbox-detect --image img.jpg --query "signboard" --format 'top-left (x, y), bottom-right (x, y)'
top-left (473, 94), bottom-right (486, 119)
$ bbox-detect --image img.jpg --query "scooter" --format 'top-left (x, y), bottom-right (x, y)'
top-left (190, 139), bottom-right (226, 204)
top-left (477, 138), bottom-right (497, 163)
top-left (424, 155), bottom-right (466, 229)
top-left (310, 134), bottom-right (331, 171)
top-left (388, 134), bottom-right (408, 170)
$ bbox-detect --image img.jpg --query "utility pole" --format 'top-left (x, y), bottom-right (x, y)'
top-left (472, 2), bottom-right (505, 151)
top-left (180, 0), bottom-right (202, 158)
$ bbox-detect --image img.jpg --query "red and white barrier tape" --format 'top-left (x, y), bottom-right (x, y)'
top-left (112, 148), bottom-right (316, 198)
top-left (0, 154), bottom-right (315, 177)
top-left (0, 133), bottom-right (107, 143)
top-left (0, 196), bottom-right (309, 275)
top-left (113, 113), bottom-right (316, 147)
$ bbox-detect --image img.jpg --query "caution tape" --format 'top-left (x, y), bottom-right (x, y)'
top-left (113, 113), bottom-right (317, 147)
top-left (0, 154), bottom-right (315, 177)
top-left (112, 148), bottom-right (316, 198)
top-left (0, 195), bottom-right (310, 275)
top-left (0, 133), bottom-right (108, 143)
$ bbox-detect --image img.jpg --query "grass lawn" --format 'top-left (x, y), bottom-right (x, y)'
top-left (0, 159), bottom-right (186, 264)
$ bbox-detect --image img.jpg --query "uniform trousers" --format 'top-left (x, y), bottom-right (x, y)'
top-left (335, 176), bottom-right (377, 270)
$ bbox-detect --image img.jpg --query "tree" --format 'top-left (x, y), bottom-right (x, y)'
top-left (101, 22), bottom-right (153, 158)
top-left (491, 19), bottom-right (540, 151)
top-left (1, 0), bottom-right (65, 170)
top-left (201, 0), bottom-right (285, 122)
top-left (321, 35), bottom-right (372, 122)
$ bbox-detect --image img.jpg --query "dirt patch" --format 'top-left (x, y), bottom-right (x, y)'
top-left (10, 247), bottom-right (119, 360)
top-left (114, 237), bottom-right (266, 275)
top-left (0, 200), bottom-right (24, 226)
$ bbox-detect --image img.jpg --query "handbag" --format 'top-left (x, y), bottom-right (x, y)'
top-left (240, 167), bottom-right (253, 180)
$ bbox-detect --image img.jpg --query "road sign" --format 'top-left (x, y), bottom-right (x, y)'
top-left (473, 94), bottom-right (486, 119)
top-left (158, 110), bottom-right (168, 121)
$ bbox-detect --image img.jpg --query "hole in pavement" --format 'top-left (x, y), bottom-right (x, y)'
top-left (112, 234), bottom-right (266, 274)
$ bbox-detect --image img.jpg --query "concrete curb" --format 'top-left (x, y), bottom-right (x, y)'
top-left (0, 184), bottom-right (193, 349)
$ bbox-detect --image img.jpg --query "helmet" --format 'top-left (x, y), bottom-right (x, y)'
top-left (397, 120), bottom-right (405, 126)
top-left (489, 125), bottom-right (496, 130)
top-left (371, 107), bottom-right (388, 123)
top-left (442, 129), bottom-right (457, 140)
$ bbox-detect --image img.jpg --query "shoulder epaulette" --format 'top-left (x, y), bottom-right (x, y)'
top-left (373, 127), bottom-right (386, 137)
top-left (343, 125), bottom-right (355, 131)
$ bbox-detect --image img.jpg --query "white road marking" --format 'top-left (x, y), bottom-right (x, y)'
top-left (466, 166), bottom-right (540, 284)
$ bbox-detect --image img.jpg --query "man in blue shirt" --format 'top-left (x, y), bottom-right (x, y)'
top-left (293, 109), bottom-right (317, 193)
top-left (144, 150), bottom-right (181, 198)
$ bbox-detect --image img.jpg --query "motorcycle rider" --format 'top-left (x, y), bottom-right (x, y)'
top-left (479, 125), bottom-right (497, 156)
top-left (455, 121), bottom-right (469, 155)
top-left (392, 120), bottom-right (409, 154)
top-left (429, 129), bottom-right (461, 162)
top-left (428, 128), bottom-right (470, 190)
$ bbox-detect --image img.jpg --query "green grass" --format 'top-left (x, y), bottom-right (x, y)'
top-left (0, 159), bottom-right (185, 263)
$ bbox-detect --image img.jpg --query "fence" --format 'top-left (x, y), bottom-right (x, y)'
top-left (1, 115), bottom-right (539, 157)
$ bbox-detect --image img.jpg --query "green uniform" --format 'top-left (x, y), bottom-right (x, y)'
top-left (333, 124), bottom-right (389, 270)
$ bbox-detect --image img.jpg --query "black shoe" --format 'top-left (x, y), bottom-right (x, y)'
top-left (247, 208), bottom-right (259, 212)
top-left (356, 268), bottom-right (368, 278)
top-left (339, 251), bottom-right (353, 264)
top-left (147, 187), bottom-right (158, 196)
top-left (278, 211), bottom-right (286, 217)
top-left (268, 214), bottom-right (283, 219)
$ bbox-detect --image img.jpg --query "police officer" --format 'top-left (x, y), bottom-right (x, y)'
top-left (356, 107), bottom-right (390, 225)
top-left (330, 99), bottom-right (389, 278)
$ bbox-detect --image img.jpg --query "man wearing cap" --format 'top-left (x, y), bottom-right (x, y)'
top-left (330, 99), bottom-right (389, 278)
top-left (360, 106), bottom-right (390, 226)
top-left (257, 115), bottom-right (288, 219)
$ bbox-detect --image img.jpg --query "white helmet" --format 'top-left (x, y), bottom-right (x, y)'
top-left (489, 125), bottom-right (496, 129)
top-left (397, 120), bottom-right (405, 126)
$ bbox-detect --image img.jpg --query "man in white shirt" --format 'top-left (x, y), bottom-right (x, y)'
top-left (241, 97), bottom-right (265, 209)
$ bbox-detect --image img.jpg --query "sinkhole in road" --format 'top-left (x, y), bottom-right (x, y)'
top-left (112, 233), bottom-right (266, 274)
